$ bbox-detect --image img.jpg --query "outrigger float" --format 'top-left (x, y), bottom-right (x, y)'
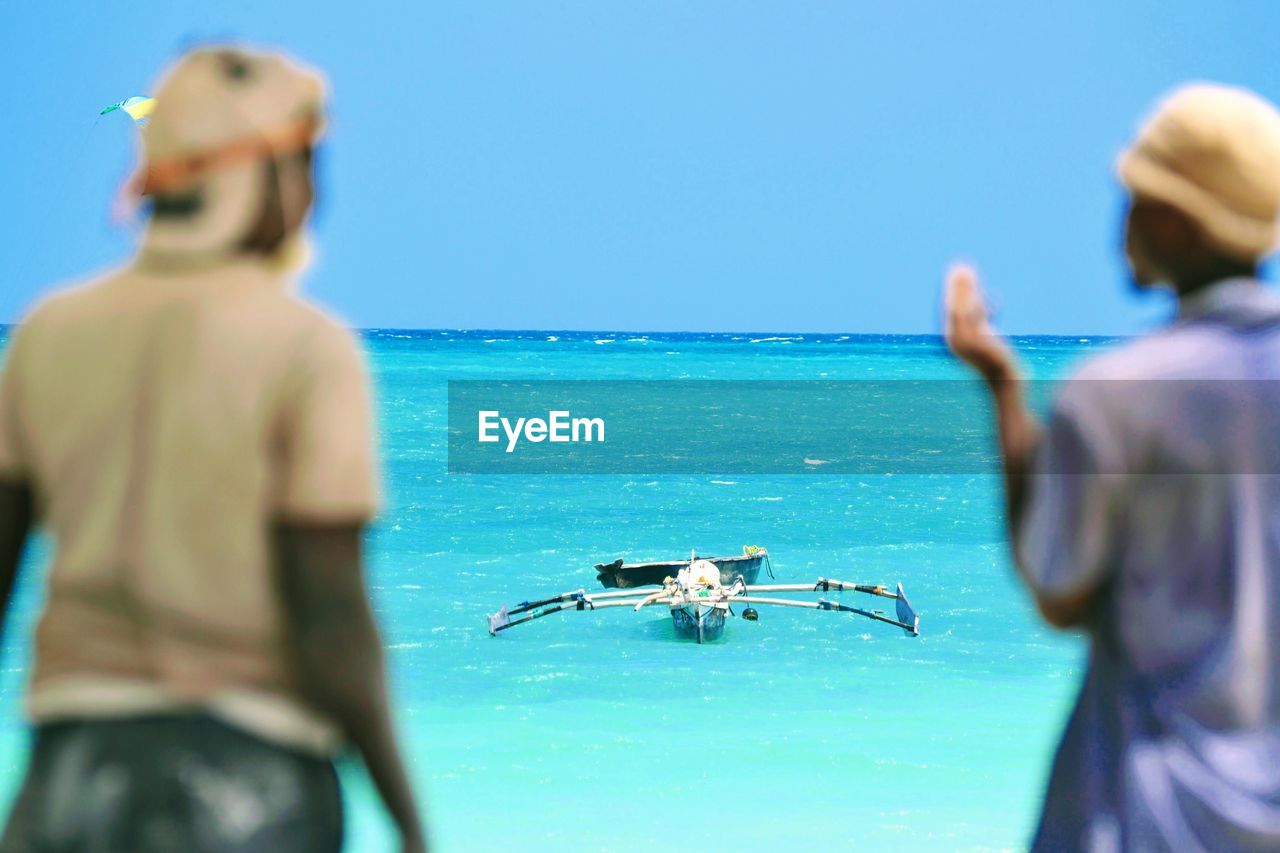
top-left (488, 549), bottom-right (920, 644)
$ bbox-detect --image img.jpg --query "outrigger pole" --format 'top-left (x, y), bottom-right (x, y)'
top-left (742, 579), bottom-right (919, 636)
top-left (488, 577), bottom-right (920, 638)
top-left (724, 596), bottom-right (917, 635)
top-left (488, 588), bottom-right (661, 634)
top-left (504, 587), bottom-right (650, 616)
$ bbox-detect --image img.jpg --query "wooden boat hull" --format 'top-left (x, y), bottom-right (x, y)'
top-left (670, 601), bottom-right (727, 643)
top-left (596, 553), bottom-right (766, 589)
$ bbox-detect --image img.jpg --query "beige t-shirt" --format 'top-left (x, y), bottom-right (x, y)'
top-left (0, 254), bottom-right (378, 753)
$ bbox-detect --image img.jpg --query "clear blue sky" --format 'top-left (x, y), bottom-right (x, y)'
top-left (2, 1), bottom-right (1278, 334)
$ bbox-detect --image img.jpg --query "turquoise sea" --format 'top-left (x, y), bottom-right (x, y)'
top-left (0, 329), bottom-right (1116, 851)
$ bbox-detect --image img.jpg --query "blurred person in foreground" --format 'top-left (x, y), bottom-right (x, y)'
top-left (0, 47), bottom-right (425, 851)
top-left (944, 83), bottom-right (1280, 851)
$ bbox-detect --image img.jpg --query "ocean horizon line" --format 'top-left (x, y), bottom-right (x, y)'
top-left (357, 327), bottom-right (1127, 343)
top-left (0, 322), bottom-right (1128, 344)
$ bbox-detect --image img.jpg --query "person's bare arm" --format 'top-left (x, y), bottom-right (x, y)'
top-left (942, 265), bottom-right (1094, 628)
top-left (274, 522), bottom-right (427, 852)
top-left (0, 481), bottom-right (33, 640)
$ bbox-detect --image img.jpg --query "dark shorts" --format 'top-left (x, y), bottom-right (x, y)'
top-left (0, 714), bottom-right (343, 853)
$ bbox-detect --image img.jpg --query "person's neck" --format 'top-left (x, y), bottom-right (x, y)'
top-left (1172, 261), bottom-right (1258, 300)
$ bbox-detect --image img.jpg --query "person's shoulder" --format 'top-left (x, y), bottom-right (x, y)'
top-left (271, 293), bottom-right (367, 370)
top-left (9, 267), bottom-right (133, 341)
top-left (1054, 326), bottom-right (1233, 442)
top-left (1067, 326), bottom-right (1208, 382)
top-left (1050, 331), bottom-right (1194, 430)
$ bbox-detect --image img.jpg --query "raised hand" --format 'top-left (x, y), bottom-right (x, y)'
top-left (943, 264), bottom-right (1019, 383)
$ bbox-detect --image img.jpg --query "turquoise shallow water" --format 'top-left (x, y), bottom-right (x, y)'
top-left (0, 329), bottom-right (1115, 851)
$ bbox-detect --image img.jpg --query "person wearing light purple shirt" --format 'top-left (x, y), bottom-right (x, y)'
top-left (944, 84), bottom-right (1280, 851)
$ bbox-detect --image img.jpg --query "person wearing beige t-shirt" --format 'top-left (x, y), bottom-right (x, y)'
top-left (0, 47), bottom-right (425, 852)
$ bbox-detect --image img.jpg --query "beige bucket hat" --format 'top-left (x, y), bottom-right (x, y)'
top-left (1117, 83), bottom-right (1280, 261)
top-left (138, 46), bottom-right (326, 256)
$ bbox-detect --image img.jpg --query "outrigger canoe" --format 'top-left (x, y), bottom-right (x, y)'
top-left (489, 550), bottom-right (919, 644)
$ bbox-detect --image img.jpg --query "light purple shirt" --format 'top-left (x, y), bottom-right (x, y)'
top-left (1017, 279), bottom-right (1280, 852)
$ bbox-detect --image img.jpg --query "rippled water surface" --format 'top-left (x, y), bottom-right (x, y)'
top-left (0, 329), bottom-right (1114, 851)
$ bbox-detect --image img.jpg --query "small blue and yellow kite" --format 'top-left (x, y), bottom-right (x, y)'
top-left (99, 96), bottom-right (155, 125)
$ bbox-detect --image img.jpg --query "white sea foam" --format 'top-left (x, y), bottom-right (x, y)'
top-left (515, 672), bottom-right (571, 683)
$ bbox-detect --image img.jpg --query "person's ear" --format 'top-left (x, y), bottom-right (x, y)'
top-left (1124, 198), bottom-right (1165, 286)
top-left (1130, 200), bottom-right (1202, 285)
top-left (277, 153), bottom-right (315, 235)
top-left (1156, 205), bottom-right (1201, 251)
top-left (238, 154), bottom-right (314, 255)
